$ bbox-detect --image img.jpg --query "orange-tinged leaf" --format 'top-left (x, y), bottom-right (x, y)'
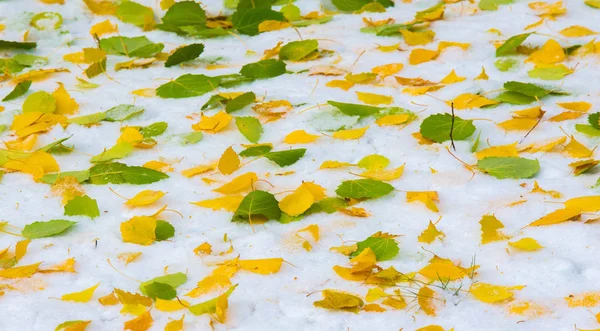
top-left (449, 93), bottom-right (498, 110)
top-left (440, 69), bottom-right (466, 84)
top-left (560, 25), bottom-right (597, 37)
top-left (187, 274), bottom-right (231, 298)
top-left (155, 298), bottom-right (190, 312)
top-left (418, 221), bottom-right (445, 244)
top-left (340, 207), bottom-right (370, 217)
top-left (218, 147), bottom-right (239, 175)
top-left (120, 216), bottom-right (156, 246)
top-left (508, 300), bottom-right (547, 317)
top-left (557, 101), bottom-right (591, 112)
top-left (192, 111), bottom-right (232, 133)
top-left (362, 303), bottom-right (386, 312)
top-left (238, 258), bottom-right (283, 275)
top-left (438, 41), bottom-right (470, 51)
top-left (418, 286), bottom-right (436, 316)
top-left (258, 20), bottom-right (291, 32)
top-left (332, 126), bottom-right (368, 140)
top-left (13, 68), bottom-right (69, 83)
top-left (520, 136), bottom-right (566, 153)
top-left (409, 48), bottom-right (439, 65)
top-left (475, 143), bottom-right (519, 160)
top-left (126, 190), bottom-right (165, 207)
top-left (528, 206), bottom-right (581, 226)
top-left (61, 283), bottom-right (99, 303)
top-left (193, 242), bottom-right (212, 255)
top-left (164, 315), bottom-right (184, 331)
top-left (406, 191), bottom-right (439, 212)
top-left (15, 239), bottom-right (30, 262)
top-left (191, 196), bottom-right (244, 212)
top-left (356, 91), bottom-right (393, 105)
top-left (90, 19), bottom-right (117, 36)
top-left (124, 310), bottom-right (153, 331)
top-left (143, 161), bottom-right (172, 173)
top-left (0, 262), bottom-right (41, 278)
top-left (4, 134), bottom-right (38, 151)
top-left (284, 130), bottom-right (319, 144)
top-left (279, 185), bottom-right (314, 216)
top-left (549, 111), bottom-right (585, 122)
top-left (471, 282), bottom-right (524, 303)
top-left (419, 258), bottom-right (470, 281)
top-left (371, 63), bottom-right (403, 77)
top-left (181, 164), bottom-right (214, 178)
top-left (118, 252), bottom-right (142, 265)
top-left (326, 79), bottom-right (355, 91)
top-left (565, 291), bottom-right (600, 307)
top-left (508, 238), bottom-right (543, 251)
top-left (526, 39), bottom-right (565, 65)
top-left (4, 150), bottom-right (59, 181)
top-left (118, 127), bottom-right (144, 145)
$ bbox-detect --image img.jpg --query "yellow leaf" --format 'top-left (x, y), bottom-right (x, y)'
top-left (126, 190), bottom-right (165, 207)
top-left (508, 300), bottom-right (547, 317)
top-left (376, 43), bottom-right (401, 52)
top-left (564, 196), bottom-right (600, 212)
top-left (508, 238), bottom-right (543, 251)
top-left (284, 130), bottom-right (319, 144)
top-left (498, 118), bottom-right (538, 131)
top-left (325, 79), bottom-right (355, 91)
top-left (121, 304), bottom-right (148, 316)
top-left (215, 291), bottom-right (229, 323)
top-left (0, 262), bottom-right (41, 278)
top-left (4, 150), bottom-right (59, 181)
top-left (218, 147), bottom-right (240, 175)
top-left (440, 69), bottom-right (466, 84)
top-left (475, 143), bottom-right (519, 160)
top-left (557, 101), bottom-right (591, 112)
top-left (117, 252), bottom-right (142, 265)
top-left (279, 185), bottom-right (314, 216)
top-left (319, 160), bottom-right (352, 169)
top-left (181, 164), bottom-right (214, 178)
top-left (395, 76), bottom-right (437, 86)
top-left (530, 181), bottom-right (562, 198)
top-left (90, 19), bottom-right (117, 36)
top-left (143, 160), bottom-right (172, 173)
top-left (371, 63), bottom-right (403, 78)
top-left (402, 85), bottom-right (444, 96)
top-left (262, 41), bottom-right (283, 60)
top-left (15, 239), bottom-right (30, 262)
top-left (4, 134), bottom-right (38, 151)
top-left (480, 214), bottom-right (508, 244)
top-left (520, 136), bottom-right (566, 153)
top-left (549, 111), bottom-right (585, 122)
top-left (118, 127), bottom-right (144, 145)
top-left (120, 216), bottom-right (156, 246)
top-left (474, 66), bottom-right (489, 80)
top-left (418, 286), bottom-right (437, 316)
top-left (55, 320), bottom-right (91, 331)
top-left (449, 93), bottom-right (498, 110)
top-left (83, 0), bottom-right (118, 15)
top-left (565, 291), bottom-right (600, 307)
top-left (381, 295), bottom-right (406, 310)
top-left (124, 310), bottom-right (153, 331)
top-left (356, 91), bottom-right (393, 105)
top-left (406, 191), bottom-right (439, 212)
top-left (330, 244), bottom-right (358, 256)
top-left (213, 172), bottom-right (257, 194)
top-left (359, 165), bottom-right (405, 181)
top-left (471, 282), bottom-right (524, 303)
top-left (526, 39), bottom-right (565, 65)
top-left (252, 100), bottom-right (293, 115)
top-left (114, 288), bottom-right (152, 307)
top-left (418, 257), bottom-right (471, 281)
top-left (400, 29), bottom-right (435, 46)
top-left (239, 258), bottom-right (283, 275)
top-left (258, 20), bottom-right (291, 32)
top-left (438, 41), bottom-right (470, 51)
top-left (155, 299), bottom-right (189, 312)
top-left (415, 325), bottom-right (448, 331)
top-left (418, 221), bottom-right (445, 244)
top-left (524, 18), bottom-right (545, 30)
top-left (300, 182), bottom-right (326, 201)
top-left (192, 196), bottom-right (244, 212)
top-left (298, 224), bottom-right (320, 241)
top-left (61, 283), bottom-right (99, 303)
top-left (409, 48), bottom-right (439, 65)
top-left (39, 257), bottom-right (75, 273)
top-left (528, 206), bottom-right (581, 226)
top-left (366, 287), bottom-right (387, 302)
top-left (131, 88), bottom-right (156, 97)
top-left (313, 289), bottom-right (364, 312)
top-left (13, 68), bottom-right (70, 83)
top-left (560, 25), bottom-right (597, 37)
top-left (52, 83), bottom-right (79, 115)
top-left (164, 316), bottom-right (184, 331)
top-left (332, 126), bottom-right (368, 140)
top-left (192, 111), bottom-right (232, 133)
top-left (563, 136), bottom-right (594, 158)
top-left (375, 114), bottom-right (413, 126)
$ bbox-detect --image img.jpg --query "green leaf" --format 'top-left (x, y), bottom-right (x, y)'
top-left (161, 1), bottom-right (206, 26)
top-left (575, 124), bottom-right (600, 137)
top-left (328, 101), bottom-right (381, 117)
top-left (588, 112), bottom-right (600, 130)
top-left (232, 7), bottom-right (285, 36)
top-left (140, 122), bottom-right (168, 138)
top-left (471, 131), bottom-right (481, 153)
top-left (415, 2), bottom-right (444, 20)
top-left (180, 132), bottom-right (203, 144)
top-left (419, 113), bottom-right (476, 143)
top-left (226, 92), bottom-right (256, 113)
top-left (494, 58), bottom-right (518, 72)
top-left (188, 285), bottom-right (237, 315)
top-left (3, 80), bottom-right (31, 101)
top-left (318, 197), bottom-right (346, 213)
top-left (504, 81), bottom-right (551, 98)
top-left (279, 39), bottom-right (318, 61)
top-left (335, 179), bottom-right (394, 199)
top-left (240, 59), bottom-right (286, 79)
top-left (331, 0), bottom-right (370, 11)
top-left (116, 1), bottom-right (155, 28)
top-left (0, 58), bottom-right (26, 75)
top-left (263, 148), bottom-right (306, 166)
top-left (23, 91), bottom-right (55, 113)
top-left (88, 162), bottom-right (169, 185)
top-left (99, 36), bottom-right (164, 58)
top-left (41, 171), bottom-right (91, 184)
top-left (155, 220), bottom-right (175, 241)
top-left (477, 157), bottom-right (540, 179)
top-left (350, 234), bottom-right (399, 261)
top-left (13, 54), bottom-right (48, 67)
top-left (232, 190), bottom-right (281, 222)
top-left (496, 33), bottom-right (531, 56)
top-left (37, 136), bottom-right (72, 154)
top-left (22, 220), bottom-right (76, 239)
top-left (585, 0), bottom-right (600, 8)
top-left (235, 116), bottom-right (263, 143)
top-left (495, 91), bottom-right (536, 105)
top-left (156, 74), bottom-right (222, 98)
top-left (528, 66), bottom-right (571, 80)
top-left (91, 141), bottom-right (134, 163)
top-left (239, 145), bottom-right (272, 157)
top-left (479, 0), bottom-right (513, 10)
top-left (165, 43), bottom-right (204, 67)
top-left (0, 40), bottom-right (37, 50)
top-left (68, 112), bottom-right (107, 125)
top-left (140, 272), bottom-right (186, 298)
top-left (281, 3), bottom-right (301, 21)
top-left (291, 16), bottom-right (333, 27)
top-left (105, 104), bottom-right (144, 122)
top-left (30, 12), bottom-right (63, 30)
top-left (64, 195), bottom-right (100, 219)
top-left (358, 154), bottom-right (389, 170)
top-left (85, 59), bottom-right (106, 78)
top-left (142, 282), bottom-right (176, 300)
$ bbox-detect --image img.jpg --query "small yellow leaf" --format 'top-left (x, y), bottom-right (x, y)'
top-left (90, 19), bottom-right (117, 36)
top-left (218, 147), bottom-right (240, 175)
top-left (61, 283), bottom-right (99, 303)
top-left (194, 242), bottom-right (212, 255)
top-left (526, 39), bottom-right (565, 65)
top-left (192, 111), bottom-right (232, 133)
top-left (330, 244), bottom-right (358, 256)
top-left (406, 191), bottom-right (439, 212)
top-left (376, 43), bottom-right (401, 52)
top-left (332, 126), bottom-right (368, 140)
top-left (564, 196), bottom-right (600, 212)
top-left (181, 164), bottom-right (214, 178)
top-left (164, 315), bottom-right (184, 331)
top-left (239, 258), bottom-right (283, 275)
top-left (313, 289), bottom-right (364, 312)
top-left (356, 91), bottom-right (393, 105)
top-left (471, 282), bottom-right (524, 303)
top-left (409, 48), bottom-right (439, 65)
top-left (549, 111), bottom-right (586, 122)
top-left (449, 93), bottom-right (498, 110)
top-left (15, 239), bottom-right (30, 262)
top-left (418, 286), bottom-right (437, 316)
top-left (279, 185), bottom-right (315, 216)
top-left (418, 221), bottom-right (445, 244)
top-left (440, 69), bottom-right (466, 84)
top-left (126, 190), bottom-right (165, 207)
top-left (298, 224), bottom-right (320, 241)
top-left (557, 101), bottom-right (592, 112)
top-left (359, 165), bottom-right (405, 181)
top-left (120, 216), bottom-right (157, 246)
top-left (0, 262), bottom-right (41, 278)
top-left (191, 196), bottom-right (244, 212)
top-left (155, 299), bottom-right (189, 312)
top-left (530, 181), bottom-right (562, 198)
top-left (214, 172), bottom-right (257, 194)
top-left (498, 118), bottom-right (538, 131)
top-left (325, 79), bottom-right (355, 91)
top-left (366, 287), bottom-right (387, 302)
top-left (39, 257), bottom-right (75, 274)
top-left (284, 130), bottom-right (319, 144)
top-left (565, 291), bottom-right (600, 307)
top-left (319, 160), bottom-right (352, 169)
top-left (563, 136), bottom-right (594, 158)
top-left (475, 143), bottom-right (519, 160)
top-left (480, 214), bottom-right (508, 244)
top-left (400, 30), bottom-right (435, 46)
top-left (438, 41), bottom-right (470, 51)
top-left (375, 114), bottom-right (413, 126)
top-left (508, 238), bottom-right (543, 251)
top-left (560, 25), bottom-right (597, 37)
top-left (474, 66), bottom-right (489, 80)
top-left (52, 83), bottom-right (79, 115)
top-left (528, 206), bottom-right (581, 226)
top-left (124, 310), bottom-right (153, 331)
top-left (258, 20), bottom-right (291, 32)
top-left (371, 63), bottom-right (403, 77)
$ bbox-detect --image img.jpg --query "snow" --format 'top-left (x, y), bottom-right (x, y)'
top-left (0, 0), bottom-right (599, 330)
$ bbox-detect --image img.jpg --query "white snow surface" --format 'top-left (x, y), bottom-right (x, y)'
top-left (0, 0), bottom-right (599, 330)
